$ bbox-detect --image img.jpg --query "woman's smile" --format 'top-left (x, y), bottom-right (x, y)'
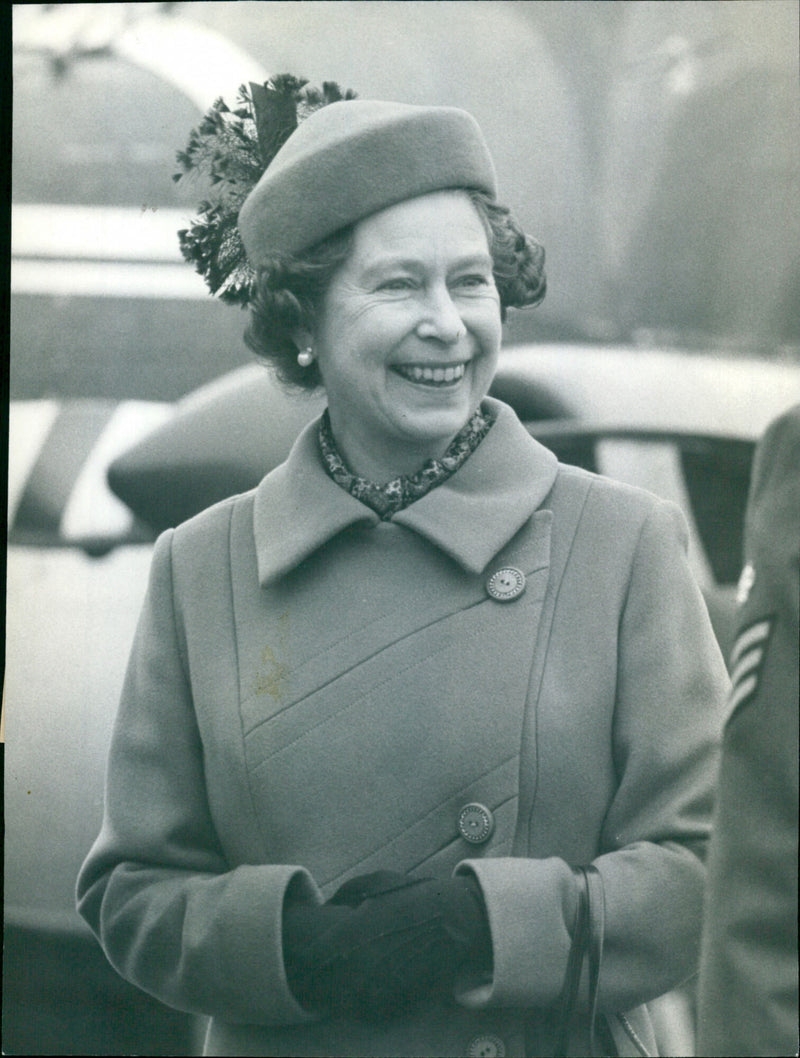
top-left (391, 361), bottom-right (468, 386)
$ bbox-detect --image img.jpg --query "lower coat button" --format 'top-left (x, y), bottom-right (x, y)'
top-left (466, 1033), bottom-right (506, 1057)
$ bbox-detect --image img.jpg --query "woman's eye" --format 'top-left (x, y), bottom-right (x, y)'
top-left (454, 274), bottom-right (490, 289)
top-left (378, 277), bottom-right (414, 292)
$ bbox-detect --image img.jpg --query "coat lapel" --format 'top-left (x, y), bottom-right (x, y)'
top-left (253, 397), bottom-right (559, 583)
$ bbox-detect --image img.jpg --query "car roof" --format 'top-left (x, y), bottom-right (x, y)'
top-left (493, 344), bottom-right (800, 439)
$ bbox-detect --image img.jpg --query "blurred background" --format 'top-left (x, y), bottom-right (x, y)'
top-left (10, 0), bottom-right (800, 405)
top-left (5, 2), bottom-right (800, 1054)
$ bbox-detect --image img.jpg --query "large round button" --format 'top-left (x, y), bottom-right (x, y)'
top-left (466, 1033), bottom-right (506, 1057)
top-left (458, 803), bottom-right (495, 844)
top-left (486, 566), bottom-right (526, 602)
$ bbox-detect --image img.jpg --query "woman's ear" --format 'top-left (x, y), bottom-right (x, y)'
top-left (291, 326), bottom-right (314, 353)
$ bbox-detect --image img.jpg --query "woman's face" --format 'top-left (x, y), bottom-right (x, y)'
top-left (312, 190), bottom-right (502, 479)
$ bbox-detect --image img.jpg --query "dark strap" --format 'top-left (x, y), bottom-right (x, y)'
top-left (584, 865), bottom-right (605, 1056)
top-left (553, 866), bottom-right (606, 1058)
top-left (553, 869), bottom-right (589, 1057)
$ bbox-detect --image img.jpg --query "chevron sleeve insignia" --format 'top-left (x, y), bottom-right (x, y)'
top-left (726, 617), bottom-right (774, 719)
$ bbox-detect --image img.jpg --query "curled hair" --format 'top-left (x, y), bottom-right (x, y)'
top-left (244, 226), bottom-right (354, 390)
top-left (245, 189), bottom-right (545, 390)
top-left (467, 190), bottom-right (547, 320)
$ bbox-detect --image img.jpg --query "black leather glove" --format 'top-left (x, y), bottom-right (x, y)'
top-left (328, 869), bottom-right (427, 907)
top-left (282, 871), bottom-right (491, 1020)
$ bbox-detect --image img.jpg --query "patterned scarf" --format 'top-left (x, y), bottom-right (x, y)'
top-left (318, 405), bottom-right (496, 519)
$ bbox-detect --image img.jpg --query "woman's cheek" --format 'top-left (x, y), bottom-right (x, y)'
top-left (465, 300), bottom-right (502, 341)
top-left (383, 302), bottom-right (424, 339)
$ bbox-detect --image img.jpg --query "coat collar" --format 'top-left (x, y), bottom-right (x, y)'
top-left (253, 396), bottom-right (558, 586)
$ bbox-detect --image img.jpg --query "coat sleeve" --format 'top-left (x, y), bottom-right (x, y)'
top-left (76, 530), bottom-right (322, 1025)
top-left (456, 496), bottom-right (729, 1012)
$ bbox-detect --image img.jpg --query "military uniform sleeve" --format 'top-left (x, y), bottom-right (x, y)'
top-left (76, 530), bottom-right (321, 1025)
top-left (697, 405), bottom-right (800, 1057)
top-left (456, 497), bottom-right (729, 1012)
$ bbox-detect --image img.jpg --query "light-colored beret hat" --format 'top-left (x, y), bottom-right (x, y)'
top-left (238, 99), bottom-right (497, 265)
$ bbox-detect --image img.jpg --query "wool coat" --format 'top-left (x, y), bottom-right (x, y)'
top-left (77, 398), bottom-right (729, 1057)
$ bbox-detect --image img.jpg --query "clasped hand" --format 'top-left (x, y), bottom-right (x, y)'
top-left (282, 870), bottom-right (491, 1020)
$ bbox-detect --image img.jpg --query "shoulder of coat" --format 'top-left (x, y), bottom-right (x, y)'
top-left (550, 465), bottom-right (688, 567)
top-left (170, 487), bottom-right (257, 554)
top-left (554, 461), bottom-right (661, 515)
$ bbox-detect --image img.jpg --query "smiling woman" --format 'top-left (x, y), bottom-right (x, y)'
top-left (249, 188), bottom-right (548, 483)
top-left (77, 78), bottom-right (729, 1058)
top-left (298, 191), bottom-right (502, 480)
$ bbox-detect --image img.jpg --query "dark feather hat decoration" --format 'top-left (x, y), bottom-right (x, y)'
top-left (174, 75), bottom-right (357, 306)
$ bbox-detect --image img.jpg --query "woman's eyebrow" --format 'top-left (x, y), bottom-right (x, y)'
top-left (361, 252), bottom-right (494, 278)
top-left (448, 252), bottom-right (494, 271)
top-left (360, 256), bottom-right (423, 278)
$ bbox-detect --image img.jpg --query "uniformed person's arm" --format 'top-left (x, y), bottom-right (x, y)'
top-left (698, 405), bottom-right (800, 1057)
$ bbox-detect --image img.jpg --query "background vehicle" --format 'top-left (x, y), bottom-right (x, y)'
top-left (6, 3), bottom-right (799, 1054)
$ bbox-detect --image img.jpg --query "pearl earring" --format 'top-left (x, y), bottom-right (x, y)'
top-left (297, 347), bottom-right (314, 368)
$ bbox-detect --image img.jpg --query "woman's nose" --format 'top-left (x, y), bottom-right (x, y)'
top-left (415, 286), bottom-right (466, 344)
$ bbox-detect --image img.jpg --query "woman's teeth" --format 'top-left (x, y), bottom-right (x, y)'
top-left (395, 363), bottom-right (466, 385)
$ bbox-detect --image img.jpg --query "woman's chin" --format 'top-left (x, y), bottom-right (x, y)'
top-left (387, 374), bottom-right (480, 435)
top-left (386, 406), bottom-right (475, 457)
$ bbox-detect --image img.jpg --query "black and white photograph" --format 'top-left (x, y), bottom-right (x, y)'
top-left (5, 2), bottom-right (799, 1055)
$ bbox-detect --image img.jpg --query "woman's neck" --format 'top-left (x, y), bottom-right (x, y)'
top-left (332, 431), bottom-right (452, 482)
top-left (318, 406), bottom-right (496, 520)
